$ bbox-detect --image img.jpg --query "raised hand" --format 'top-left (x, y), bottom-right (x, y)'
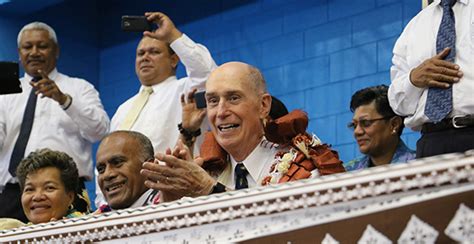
top-left (143, 12), bottom-right (182, 44)
top-left (30, 69), bottom-right (68, 105)
top-left (181, 89), bottom-right (206, 132)
top-left (140, 144), bottom-right (215, 202)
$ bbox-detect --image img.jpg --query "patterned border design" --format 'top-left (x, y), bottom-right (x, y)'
top-left (1, 152), bottom-right (473, 242)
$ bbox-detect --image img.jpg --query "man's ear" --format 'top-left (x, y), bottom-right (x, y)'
top-left (260, 93), bottom-right (272, 120)
top-left (54, 43), bottom-right (60, 60)
top-left (171, 53), bottom-right (179, 69)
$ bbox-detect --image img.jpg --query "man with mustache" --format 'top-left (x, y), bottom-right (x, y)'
top-left (0, 22), bottom-right (110, 222)
top-left (94, 12), bottom-right (216, 207)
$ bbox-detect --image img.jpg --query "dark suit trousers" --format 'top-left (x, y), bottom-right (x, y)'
top-left (416, 126), bottom-right (474, 158)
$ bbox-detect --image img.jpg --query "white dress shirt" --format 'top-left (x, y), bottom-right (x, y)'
top-left (217, 139), bottom-right (280, 189)
top-left (0, 69), bottom-right (110, 189)
top-left (388, 0), bottom-right (474, 130)
top-left (95, 34), bottom-right (217, 207)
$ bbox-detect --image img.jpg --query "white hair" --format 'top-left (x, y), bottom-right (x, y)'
top-left (17, 22), bottom-right (58, 47)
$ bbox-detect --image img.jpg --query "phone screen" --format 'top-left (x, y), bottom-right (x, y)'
top-left (194, 91), bottom-right (207, 109)
top-left (121, 16), bottom-right (152, 32)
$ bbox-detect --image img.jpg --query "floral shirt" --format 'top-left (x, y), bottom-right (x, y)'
top-left (344, 140), bottom-right (415, 171)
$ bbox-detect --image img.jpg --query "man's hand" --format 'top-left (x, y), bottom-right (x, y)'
top-left (140, 141), bottom-right (215, 202)
top-left (181, 89), bottom-right (206, 132)
top-left (409, 48), bottom-right (463, 89)
top-left (143, 12), bottom-right (183, 44)
top-left (30, 70), bottom-right (68, 105)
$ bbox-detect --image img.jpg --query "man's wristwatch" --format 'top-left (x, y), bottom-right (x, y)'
top-left (60, 94), bottom-right (73, 110)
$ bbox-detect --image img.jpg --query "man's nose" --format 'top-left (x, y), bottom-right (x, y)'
top-left (140, 52), bottom-right (151, 61)
top-left (30, 46), bottom-right (41, 56)
top-left (103, 165), bottom-right (117, 181)
top-left (216, 100), bottom-right (230, 118)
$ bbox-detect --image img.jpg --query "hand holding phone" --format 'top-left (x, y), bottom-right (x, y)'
top-left (121, 16), bottom-right (152, 32)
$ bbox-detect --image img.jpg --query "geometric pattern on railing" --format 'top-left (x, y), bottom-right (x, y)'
top-left (0, 152), bottom-right (473, 243)
top-left (358, 224), bottom-right (392, 244)
top-left (445, 203), bottom-right (474, 243)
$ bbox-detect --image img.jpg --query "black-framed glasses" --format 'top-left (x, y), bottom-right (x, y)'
top-left (347, 117), bottom-right (391, 130)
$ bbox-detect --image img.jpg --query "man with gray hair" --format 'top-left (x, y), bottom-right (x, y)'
top-left (0, 22), bottom-right (109, 221)
top-left (140, 62), bottom-right (275, 201)
top-left (141, 62), bottom-right (344, 202)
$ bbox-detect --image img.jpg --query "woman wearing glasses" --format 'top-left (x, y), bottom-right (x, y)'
top-left (344, 85), bottom-right (415, 171)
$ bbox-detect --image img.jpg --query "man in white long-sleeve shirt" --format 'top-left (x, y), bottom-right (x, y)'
top-left (94, 12), bottom-right (217, 208)
top-left (388, 0), bottom-right (474, 158)
top-left (0, 22), bottom-right (110, 222)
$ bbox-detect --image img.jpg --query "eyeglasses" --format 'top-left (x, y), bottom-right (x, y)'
top-left (347, 117), bottom-right (391, 130)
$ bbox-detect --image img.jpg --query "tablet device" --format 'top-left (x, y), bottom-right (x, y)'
top-left (0, 61), bottom-right (22, 95)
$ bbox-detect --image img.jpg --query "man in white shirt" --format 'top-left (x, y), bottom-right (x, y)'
top-left (140, 62), bottom-right (275, 202)
top-left (95, 131), bottom-right (159, 212)
top-left (388, 0), bottom-right (474, 157)
top-left (94, 12), bottom-right (217, 207)
top-left (0, 22), bottom-right (109, 221)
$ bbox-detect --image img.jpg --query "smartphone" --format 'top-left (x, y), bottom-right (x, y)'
top-left (121, 16), bottom-right (152, 32)
top-left (0, 61), bottom-right (22, 95)
top-left (194, 91), bottom-right (207, 109)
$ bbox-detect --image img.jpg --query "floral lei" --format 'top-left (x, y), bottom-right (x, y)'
top-left (262, 133), bottom-right (324, 185)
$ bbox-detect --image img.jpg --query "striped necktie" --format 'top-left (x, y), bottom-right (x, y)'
top-left (119, 86), bottom-right (153, 130)
top-left (425, 0), bottom-right (456, 122)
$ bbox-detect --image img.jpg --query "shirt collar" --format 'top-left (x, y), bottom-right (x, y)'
top-left (140, 76), bottom-right (177, 93)
top-left (129, 188), bottom-right (155, 208)
top-left (229, 138), bottom-right (269, 183)
top-left (24, 68), bottom-right (59, 81)
top-left (436, 0), bottom-right (469, 5)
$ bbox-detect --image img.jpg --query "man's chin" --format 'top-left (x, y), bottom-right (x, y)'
top-left (216, 138), bottom-right (239, 154)
top-left (108, 199), bottom-right (131, 210)
top-left (25, 69), bottom-right (42, 77)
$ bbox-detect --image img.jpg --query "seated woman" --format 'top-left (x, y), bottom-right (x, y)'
top-left (16, 149), bottom-right (83, 224)
top-left (344, 85), bottom-right (415, 171)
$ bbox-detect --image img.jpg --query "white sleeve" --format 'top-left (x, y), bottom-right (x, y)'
top-left (388, 27), bottom-right (425, 117)
top-left (170, 34), bottom-right (217, 91)
top-left (64, 79), bottom-right (110, 143)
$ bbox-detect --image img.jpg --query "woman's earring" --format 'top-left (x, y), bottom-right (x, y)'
top-left (392, 129), bottom-right (397, 135)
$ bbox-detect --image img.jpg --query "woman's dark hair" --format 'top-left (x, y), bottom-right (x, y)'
top-left (16, 148), bottom-right (79, 194)
top-left (350, 85), bottom-right (404, 136)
